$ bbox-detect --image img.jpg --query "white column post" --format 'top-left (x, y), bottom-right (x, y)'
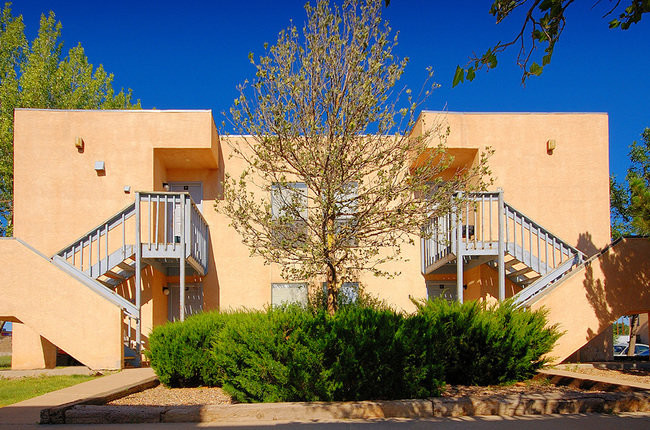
top-left (497, 188), bottom-right (506, 301)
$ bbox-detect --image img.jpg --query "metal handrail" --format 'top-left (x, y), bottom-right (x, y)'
top-left (421, 191), bottom-right (584, 277)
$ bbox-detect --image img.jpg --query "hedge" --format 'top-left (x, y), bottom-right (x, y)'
top-left (147, 298), bottom-right (560, 402)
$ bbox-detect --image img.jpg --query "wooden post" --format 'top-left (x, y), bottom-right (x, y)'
top-left (179, 194), bottom-right (186, 322)
top-left (134, 192), bottom-right (142, 367)
top-left (498, 188), bottom-right (505, 301)
top-left (455, 193), bottom-right (463, 304)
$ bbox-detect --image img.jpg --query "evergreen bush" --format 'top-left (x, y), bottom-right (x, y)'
top-left (146, 311), bottom-right (227, 387)
top-left (146, 297), bottom-right (560, 402)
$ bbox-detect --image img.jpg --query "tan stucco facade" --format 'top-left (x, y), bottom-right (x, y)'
top-left (2, 108), bottom-right (628, 369)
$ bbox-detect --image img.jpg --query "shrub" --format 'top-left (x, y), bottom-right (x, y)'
top-left (324, 305), bottom-right (412, 400)
top-left (211, 305), bottom-right (331, 403)
top-left (405, 299), bottom-right (561, 386)
top-left (146, 296), bottom-right (560, 402)
top-left (146, 311), bottom-right (227, 387)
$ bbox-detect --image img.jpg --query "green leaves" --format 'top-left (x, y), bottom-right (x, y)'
top-left (0, 3), bottom-right (139, 236)
top-left (529, 62), bottom-right (543, 76)
top-left (461, 0), bottom-right (649, 86)
top-left (610, 128), bottom-right (650, 238)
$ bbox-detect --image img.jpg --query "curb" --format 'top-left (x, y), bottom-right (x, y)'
top-left (41, 375), bottom-right (159, 424)
top-left (59, 392), bottom-right (650, 424)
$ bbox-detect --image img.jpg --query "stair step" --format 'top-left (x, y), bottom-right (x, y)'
top-left (97, 279), bottom-right (115, 289)
top-left (117, 262), bottom-right (136, 273)
top-left (103, 271), bottom-right (126, 281)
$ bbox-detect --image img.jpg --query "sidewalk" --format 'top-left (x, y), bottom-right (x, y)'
top-left (0, 367), bottom-right (156, 425)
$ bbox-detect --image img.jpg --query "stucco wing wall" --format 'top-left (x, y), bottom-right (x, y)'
top-left (530, 238), bottom-right (650, 363)
top-left (0, 239), bottom-right (123, 369)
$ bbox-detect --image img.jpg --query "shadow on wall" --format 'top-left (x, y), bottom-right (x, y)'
top-left (578, 232), bottom-right (650, 341)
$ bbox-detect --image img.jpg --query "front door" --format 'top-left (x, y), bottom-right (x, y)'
top-left (167, 182), bottom-right (203, 243)
top-left (169, 182), bottom-right (203, 211)
top-left (167, 283), bottom-right (204, 322)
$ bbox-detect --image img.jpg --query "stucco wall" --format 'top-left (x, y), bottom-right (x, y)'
top-left (0, 239), bottom-right (123, 369)
top-left (530, 238), bottom-right (650, 363)
top-left (416, 112), bottom-right (611, 255)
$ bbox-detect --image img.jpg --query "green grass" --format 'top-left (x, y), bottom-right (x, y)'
top-left (0, 356), bottom-right (10, 369)
top-left (0, 374), bottom-right (98, 407)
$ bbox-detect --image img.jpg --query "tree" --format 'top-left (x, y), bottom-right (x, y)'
top-left (611, 128), bottom-right (650, 238)
top-left (218, 0), bottom-right (490, 314)
top-left (449, 0), bottom-right (650, 86)
top-left (0, 3), bottom-right (140, 236)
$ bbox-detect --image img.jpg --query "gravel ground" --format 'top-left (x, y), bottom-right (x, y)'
top-left (108, 378), bottom-right (604, 406)
top-left (109, 384), bottom-right (232, 406)
top-left (108, 367), bottom-right (650, 406)
top-left (441, 379), bottom-right (605, 398)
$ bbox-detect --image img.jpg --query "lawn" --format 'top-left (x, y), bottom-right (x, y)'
top-left (0, 374), bottom-right (99, 407)
top-left (0, 356), bottom-right (10, 369)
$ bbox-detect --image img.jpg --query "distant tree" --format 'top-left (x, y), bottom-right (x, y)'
top-left (219, 0), bottom-right (490, 314)
top-left (0, 3), bottom-right (140, 236)
top-left (611, 128), bottom-right (650, 238)
top-left (446, 0), bottom-right (650, 86)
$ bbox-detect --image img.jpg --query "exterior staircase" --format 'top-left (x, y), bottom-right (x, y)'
top-left (0, 191), bottom-right (209, 369)
top-left (421, 191), bottom-right (585, 302)
top-left (421, 194), bottom-right (650, 362)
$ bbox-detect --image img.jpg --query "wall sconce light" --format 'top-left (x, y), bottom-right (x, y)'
top-left (547, 139), bottom-right (556, 154)
top-left (163, 287), bottom-right (170, 296)
top-left (124, 185), bottom-right (131, 194)
top-left (94, 161), bottom-right (105, 175)
top-left (162, 182), bottom-right (170, 191)
top-left (75, 136), bottom-right (84, 152)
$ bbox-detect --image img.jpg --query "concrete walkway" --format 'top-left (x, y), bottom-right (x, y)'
top-left (0, 365), bottom-right (96, 379)
top-left (539, 368), bottom-right (650, 392)
top-left (0, 367), bottom-right (156, 425)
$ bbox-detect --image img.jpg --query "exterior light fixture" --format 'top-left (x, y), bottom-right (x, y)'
top-left (75, 136), bottom-right (84, 151)
top-left (547, 139), bottom-right (556, 154)
top-left (94, 161), bottom-right (105, 175)
top-left (163, 287), bottom-right (170, 296)
top-left (124, 185), bottom-right (131, 194)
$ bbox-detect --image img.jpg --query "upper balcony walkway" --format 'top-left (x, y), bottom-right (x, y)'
top-left (421, 191), bottom-right (584, 305)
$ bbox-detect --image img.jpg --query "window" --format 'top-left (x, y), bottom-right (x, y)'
top-left (271, 182), bottom-right (308, 244)
top-left (334, 182), bottom-right (358, 245)
top-left (272, 283), bottom-right (308, 307)
top-left (322, 281), bottom-right (359, 305)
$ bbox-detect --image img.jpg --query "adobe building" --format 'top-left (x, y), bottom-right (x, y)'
top-left (0, 108), bottom-right (648, 369)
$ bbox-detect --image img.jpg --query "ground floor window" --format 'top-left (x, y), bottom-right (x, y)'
top-left (271, 283), bottom-right (308, 307)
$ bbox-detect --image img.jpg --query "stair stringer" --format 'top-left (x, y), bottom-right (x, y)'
top-left (523, 237), bottom-right (650, 363)
top-left (0, 238), bottom-right (124, 370)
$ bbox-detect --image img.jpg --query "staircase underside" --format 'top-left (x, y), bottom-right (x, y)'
top-left (527, 237), bottom-right (650, 363)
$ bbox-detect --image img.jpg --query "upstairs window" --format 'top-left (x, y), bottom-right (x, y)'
top-left (334, 182), bottom-right (358, 245)
top-left (271, 182), bottom-right (308, 245)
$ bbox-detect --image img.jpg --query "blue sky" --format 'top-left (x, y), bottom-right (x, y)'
top-left (10, 0), bottom-right (650, 181)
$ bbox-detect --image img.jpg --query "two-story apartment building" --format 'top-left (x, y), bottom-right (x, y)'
top-left (1, 108), bottom-right (647, 369)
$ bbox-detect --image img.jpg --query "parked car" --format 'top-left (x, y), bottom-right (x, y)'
top-left (613, 344), bottom-right (627, 356)
top-left (618, 343), bottom-right (649, 357)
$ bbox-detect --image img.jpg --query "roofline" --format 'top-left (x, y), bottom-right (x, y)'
top-left (420, 110), bottom-right (608, 115)
top-left (14, 108), bottom-right (213, 113)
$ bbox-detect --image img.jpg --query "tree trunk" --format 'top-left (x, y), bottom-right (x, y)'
top-left (326, 261), bottom-right (338, 316)
top-left (627, 314), bottom-right (640, 357)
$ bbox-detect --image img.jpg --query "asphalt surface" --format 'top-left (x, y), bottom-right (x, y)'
top-left (2, 413), bottom-right (650, 429)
